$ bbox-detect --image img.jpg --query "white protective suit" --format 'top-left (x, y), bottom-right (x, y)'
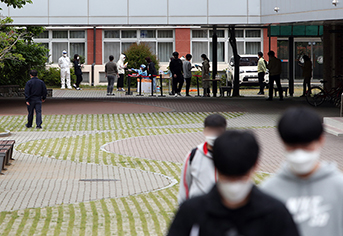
top-left (117, 54), bottom-right (126, 75)
top-left (58, 53), bottom-right (71, 89)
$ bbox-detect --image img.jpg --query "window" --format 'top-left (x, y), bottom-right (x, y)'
top-left (53, 31), bottom-right (68, 39)
top-left (210, 42), bottom-right (225, 62)
top-left (229, 30), bottom-right (244, 38)
top-left (192, 42), bottom-right (208, 62)
top-left (210, 30), bottom-right (225, 38)
top-left (158, 30), bottom-right (173, 38)
top-left (104, 42), bottom-right (120, 62)
top-left (122, 42), bottom-right (135, 52)
top-left (122, 30), bottom-right (137, 38)
top-left (192, 30), bottom-right (208, 38)
top-left (70, 31), bottom-right (85, 38)
top-left (52, 42), bottom-right (68, 63)
top-left (246, 42), bottom-right (261, 54)
top-left (70, 43), bottom-right (85, 58)
top-left (104, 30), bottom-right (120, 38)
top-left (142, 42), bottom-right (156, 54)
top-left (140, 30), bottom-right (156, 38)
top-left (246, 30), bottom-right (261, 38)
top-left (35, 31), bottom-right (49, 39)
top-left (228, 42), bottom-right (244, 59)
top-left (158, 42), bottom-right (173, 62)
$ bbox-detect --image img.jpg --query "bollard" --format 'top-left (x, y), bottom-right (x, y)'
top-left (150, 75), bottom-right (154, 97)
top-left (125, 75), bottom-right (132, 95)
top-left (136, 75), bottom-right (144, 96)
top-left (158, 73), bottom-right (166, 97)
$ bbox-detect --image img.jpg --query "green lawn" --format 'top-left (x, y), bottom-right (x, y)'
top-left (0, 111), bottom-right (270, 235)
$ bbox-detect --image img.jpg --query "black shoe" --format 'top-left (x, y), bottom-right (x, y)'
top-left (300, 95), bottom-right (305, 97)
top-left (36, 126), bottom-right (42, 129)
top-left (73, 84), bottom-right (77, 89)
top-left (186, 94), bottom-right (191, 97)
top-left (177, 93), bottom-right (182, 96)
top-left (25, 124), bottom-right (32, 128)
top-left (257, 92), bottom-right (264, 95)
top-left (266, 98), bottom-right (273, 101)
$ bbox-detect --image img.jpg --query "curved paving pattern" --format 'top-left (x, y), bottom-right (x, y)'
top-left (104, 128), bottom-right (343, 173)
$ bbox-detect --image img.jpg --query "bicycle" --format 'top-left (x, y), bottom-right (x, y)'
top-left (306, 75), bottom-right (343, 107)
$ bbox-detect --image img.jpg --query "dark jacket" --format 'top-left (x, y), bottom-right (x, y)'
top-left (267, 56), bottom-right (282, 76)
top-left (105, 61), bottom-right (118, 76)
top-left (25, 77), bottom-right (47, 102)
top-left (73, 60), bottom-right (82, 76)
top-left (168, 185), bottom-right (300, 236)
top-left (169, 58), bottom-right (183, 76)
top-left (147, 61), bottom-right (158, 76)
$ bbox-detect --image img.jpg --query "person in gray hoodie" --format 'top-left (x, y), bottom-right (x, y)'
top-left (178, 114), bottom-right (227, 205)
top-left (261, 107), bottom-right (343, 236)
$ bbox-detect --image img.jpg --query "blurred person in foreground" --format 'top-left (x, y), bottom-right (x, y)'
top-left (168, 130), bottom-right (299, 236)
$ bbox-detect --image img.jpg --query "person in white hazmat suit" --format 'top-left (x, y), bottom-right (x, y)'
top-left (58, 50), bottom-right (72, 89)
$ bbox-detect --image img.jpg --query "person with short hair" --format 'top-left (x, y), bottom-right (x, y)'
top-left (58, 50), bottom-right (72, 89)
top-left (117, 53), bottom-right (127, 92)
top-left (257, 51), bottom-right (267, 95)
top-left (261, 107), bottom-right (343, 236)
top-left (72, 54), bottom-right (83, 90)
top-left (169, 130), bottom-right (300, 236)
top-left (146, 57), bottom-right (157, 92)
top-left (169, 51), bottom-right (184, 97)
top-left (105, 55), bottom-right (118, 96)
top-left (183, 54), bottom-right (194, 97)
top-left (178, 114), bottom-right (227, 205)
top-left (24, 70), bottom-right (47, 129)
top-left (266, 51), bottom-right (283, 101)
top-left (299, 55), bottom-right (312, 97)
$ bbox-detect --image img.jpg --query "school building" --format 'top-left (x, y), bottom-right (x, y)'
top-left (0, 0), bottom-right (342, 91)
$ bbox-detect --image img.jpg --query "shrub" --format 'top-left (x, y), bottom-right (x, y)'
top-left (124, 42), bottom-right (159, 88)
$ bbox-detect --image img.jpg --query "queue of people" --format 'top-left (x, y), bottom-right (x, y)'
top-left (168, 107), bottom-right (343, 236)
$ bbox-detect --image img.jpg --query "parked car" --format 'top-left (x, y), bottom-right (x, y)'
top-left (227, 55), bottom-right (269, 87)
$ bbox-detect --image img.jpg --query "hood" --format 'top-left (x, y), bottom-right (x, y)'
top-left (277, 161), bottom-right (339, 183)
top-left (197, 142), bottom-right (212, 159)
top-left (119, 54), bottom-right (126, 62)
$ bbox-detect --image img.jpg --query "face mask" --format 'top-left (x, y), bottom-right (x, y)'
top-left (63, 54), bottom-right (67, 57)
top-left (205, 136), bottom-right (217, 147)
top-left (285, 149), bottom-right (320, 175)
top-left (77, 57), bottom-right (80, 60)
top-left (217, 180), bottom-right (253, 204)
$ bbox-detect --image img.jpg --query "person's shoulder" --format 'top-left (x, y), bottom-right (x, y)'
top-left (180, 193), bottom-right (208, 212)
top-left (254, 187), bottom-right (288, 213)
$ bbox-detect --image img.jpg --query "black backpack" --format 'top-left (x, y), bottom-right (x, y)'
top-left (189, 148), bottom-right (198, 165)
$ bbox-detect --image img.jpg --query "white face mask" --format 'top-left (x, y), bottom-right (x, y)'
top-left (77, 57), bottom-right (80, 60)
top-left (217, 180), bottom-right (253, 204)
top-left (205, 136), bottom-right (217, 147)
top-left (63, 54), bottom-right (67, 57)
top-left (285, 149), bottom-right (320, 175)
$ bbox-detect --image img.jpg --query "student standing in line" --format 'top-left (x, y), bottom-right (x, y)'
top-left (117, 53), bottom-right (127, 92)
top-left (178, 114), bottom-right (227, 205)
top-left (169, 51), bottom-right (184, 97)
top-left (299, 55), bottom-right (312, 97)
top-left (262, 107), bottom-right (343, 236)
top-left (257, 51), bottom-right (267, 95)
top-left (196, 54), bottom-right (211, 97)
top-left (266, 51), bottom-right (283, 101)
top-left (183, 54), bottom-right (194, 97)
top-left (146, 57), bottom-right (157, 92)
top-left (105, 55), bottom-right (118, 96)
top-left (72, 54), bottom-right (83, 90)
top-left (169, 130), bottom-right (300, 236)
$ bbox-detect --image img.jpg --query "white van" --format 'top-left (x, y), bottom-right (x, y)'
top-left (227, 55), bottom-right (269, 87)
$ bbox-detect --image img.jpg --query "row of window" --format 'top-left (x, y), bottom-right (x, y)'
top-left (34, 29), bottom-right (263, 64)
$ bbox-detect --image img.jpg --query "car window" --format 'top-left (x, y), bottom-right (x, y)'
top-left (230, 57), bottom-right (258, 66)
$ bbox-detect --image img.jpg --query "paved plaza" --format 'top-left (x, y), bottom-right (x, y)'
top-left (0, 91), bottom-right (342, 235)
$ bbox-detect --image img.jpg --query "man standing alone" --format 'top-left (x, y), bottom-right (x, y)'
top-left (267, 51), bottom-right (283, 101)
top-left (25, 70), bottom-right (47, 129)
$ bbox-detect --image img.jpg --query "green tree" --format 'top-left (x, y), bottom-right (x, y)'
top-left (0, 0), bottom-right (32, 9)
top-left (124, 42), bottom-right (159, 87)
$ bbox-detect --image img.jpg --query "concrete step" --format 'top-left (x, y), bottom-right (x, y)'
top-left (324, 117), bottom-right (343, 130)
top-left (324, 124), bottom-right (343, 137)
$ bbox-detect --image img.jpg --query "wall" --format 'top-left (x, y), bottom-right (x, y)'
top-left (0, 0), bottom-right (260, 25)
top-left (261, 0), bottom-right (343, 24)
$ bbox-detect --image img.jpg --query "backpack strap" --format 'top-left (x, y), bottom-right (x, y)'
top-left (189, 148), bottom-right (198, 165)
